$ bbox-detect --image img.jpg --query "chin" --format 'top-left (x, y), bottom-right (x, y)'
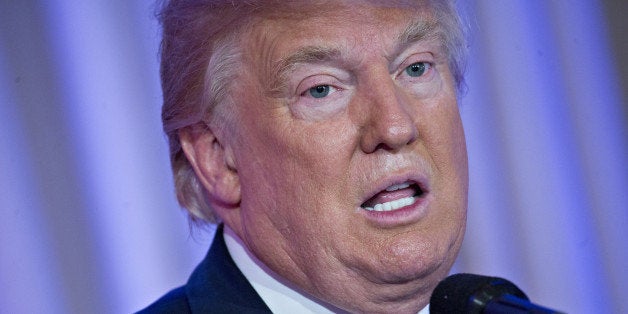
top-left (368, 234), bottom-right (461, 286)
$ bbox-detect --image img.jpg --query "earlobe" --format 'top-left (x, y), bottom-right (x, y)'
top-left (178, 124), bottom-right (241, 209)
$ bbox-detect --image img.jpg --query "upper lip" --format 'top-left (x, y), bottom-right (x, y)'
top-left (360, 171), bottom-right (430, 208)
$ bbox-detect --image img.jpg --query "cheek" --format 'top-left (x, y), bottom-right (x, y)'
top-left (440, 111), bottom-right (468, 246)
top-left (277, 123), bottom-right (360, 215)
top-left (445, 111), bottom-right (468, 181)
top-left (234, 110), bottom-right (358, 211)
top-left (451, 112), bottom-right (469, 190)
top-left (422, 99), bottom-right (468, 225)
top-left (423, 98), bottom-right (467, 176)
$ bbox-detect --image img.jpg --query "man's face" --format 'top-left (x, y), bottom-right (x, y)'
top-left (217, 2), bottom-right (467, 312)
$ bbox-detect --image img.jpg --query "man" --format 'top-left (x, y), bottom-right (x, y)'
top-left (141, 0), bottom-right (468, 313)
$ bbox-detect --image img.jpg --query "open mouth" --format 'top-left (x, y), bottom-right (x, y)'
top-left (360, 181), bottom-right (426, 212)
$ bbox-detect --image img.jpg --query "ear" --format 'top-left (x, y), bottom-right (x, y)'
top-left (178, 124), bottom-right (240, 210)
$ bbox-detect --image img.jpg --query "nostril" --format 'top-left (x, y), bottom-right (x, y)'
top-left (365, 113), bottom-right (418, 153)
top-left (367, 129), bottom-right (417, 153)
top-left (373, 143), bottom-right (391, 152)
top-left (358, 91), bottom-right (418, 154)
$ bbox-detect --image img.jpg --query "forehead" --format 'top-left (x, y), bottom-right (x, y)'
top-left (240, 1), bottom-right (439, 78)
top-left (248, 1), bottom-right (434, 41)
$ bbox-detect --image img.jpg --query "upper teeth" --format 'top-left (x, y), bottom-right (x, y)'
top-left (363, 196), bottom-right (416, 212)
top-left (385, 182), bottom-right (410, 192)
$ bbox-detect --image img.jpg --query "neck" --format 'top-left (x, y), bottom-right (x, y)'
top-left (224, 225), bottom-right (434, 313)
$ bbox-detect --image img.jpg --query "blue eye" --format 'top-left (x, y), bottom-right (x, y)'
top-left (309, 85), bottom-right (330, 98)
top-left (405, 62), bottom-right (428, 77)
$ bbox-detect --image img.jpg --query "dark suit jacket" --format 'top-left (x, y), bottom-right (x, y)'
top-left (137, 225), bottom-right (272, 313)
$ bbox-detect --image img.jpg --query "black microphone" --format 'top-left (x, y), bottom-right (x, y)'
top-left (430, 273), bottom-right (565, 314)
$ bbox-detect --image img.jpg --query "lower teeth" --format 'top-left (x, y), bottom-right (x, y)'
top-left (363, 196), bottom-right (415, 212)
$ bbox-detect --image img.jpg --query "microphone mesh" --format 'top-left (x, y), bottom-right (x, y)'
top-left (430, 273), bottom-right (528, 314)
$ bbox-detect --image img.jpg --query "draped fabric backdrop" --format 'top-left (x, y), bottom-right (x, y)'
top-left (1, 1), bottom-right (626, 313)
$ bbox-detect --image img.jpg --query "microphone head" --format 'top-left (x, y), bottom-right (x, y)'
top-left (430, 273), bottom-right (529, 314)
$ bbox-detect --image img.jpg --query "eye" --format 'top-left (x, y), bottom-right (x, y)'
top-left (405, 62), bottom-right (429, 77)
top-left (308, 85), bottom-right (331, 98)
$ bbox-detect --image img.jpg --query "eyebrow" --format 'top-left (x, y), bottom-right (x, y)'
top-left (268, 46), bottom-right (344, 96)
top-left (398, 18), bottom-right (440, 47)
top-left (389, 18), bottom-right (441, 62)
top-left (267, 17), bottom-right (441, 96)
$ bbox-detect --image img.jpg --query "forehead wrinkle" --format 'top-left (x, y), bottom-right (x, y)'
top-left (268, 45), bottom-right (346, 97)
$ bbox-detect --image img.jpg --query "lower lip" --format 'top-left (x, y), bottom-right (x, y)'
top-left (359, 193), bottom-right (431, 228)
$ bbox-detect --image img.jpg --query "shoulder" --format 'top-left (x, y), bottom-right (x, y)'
top-left (136, 225), bottom-right (271, 313)
top-left (136, 286), bottom-right (191, 314)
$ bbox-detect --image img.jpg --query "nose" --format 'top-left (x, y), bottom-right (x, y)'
top-left (358, 74), bottom-right (418, 154)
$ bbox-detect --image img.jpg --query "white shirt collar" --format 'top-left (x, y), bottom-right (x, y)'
top-left (223, 225), bottom-right (430, 314)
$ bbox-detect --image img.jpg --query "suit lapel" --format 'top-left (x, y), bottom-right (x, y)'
top-left (186, 224), bottom-right (272, 313)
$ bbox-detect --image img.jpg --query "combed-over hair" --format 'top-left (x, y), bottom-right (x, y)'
top-left (157, 0), bottom-right (468, 224)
